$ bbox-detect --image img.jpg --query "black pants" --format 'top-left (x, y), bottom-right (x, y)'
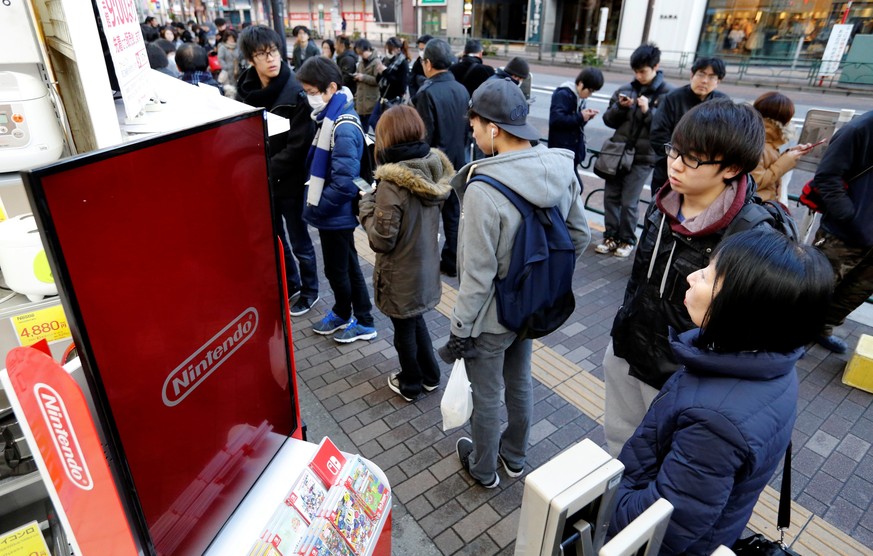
top-left (319, 229), bottom-right (374, 327)
top-left (816, 229), bottom-right (873, 334)
top-left (441, 191), bottom-right (460, 272)
top-left (391, 314), bottom-right (440, 398)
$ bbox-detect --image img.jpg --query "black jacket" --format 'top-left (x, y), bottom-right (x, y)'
top-left (379, 53), bottom-right (409, 101)
top-left (409, 57), bottom-right (426, 98)
top-left (547, 83), bottom-right (589, 166)
top-left (602, 71), bottom-right (673, 166)
top-left (611, 175), bottom-right (761, 389)
top-left (814, 110), bottom-right (873, 247)
top-left (449, 55), bottom-right (494, 97)
top-left (650, 85), bottom-right (729, 192)
top-left (291, 40), bottom-right (320, 70)
top-left (236, 63), bottom-right (315, 198)
top-left (337, 50), bottom-right (358, 95)
top-left (413, 71), bottom-right (470, 170)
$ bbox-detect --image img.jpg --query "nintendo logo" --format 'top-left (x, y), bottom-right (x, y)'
top-left (34, 384), bottom-right (94, 490)
top-left (162, 307), bottom-right (259, 407)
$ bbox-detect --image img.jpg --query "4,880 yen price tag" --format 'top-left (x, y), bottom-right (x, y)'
top-left (11, 304), bottom-right (71, 346)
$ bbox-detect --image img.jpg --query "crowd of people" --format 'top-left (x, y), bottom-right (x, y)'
top-left (139, 18), bottom-right (873, 552)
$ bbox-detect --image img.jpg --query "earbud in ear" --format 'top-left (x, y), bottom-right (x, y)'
top-left (490, 129), bottom-right (496, 138)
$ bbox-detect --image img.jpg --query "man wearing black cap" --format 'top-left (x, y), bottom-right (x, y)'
top-left (440, 79), bottom-right (590, 489)
top-left (414, 38), bottom-right (469, 277)
top-left (490, 56), bottom-right (531, 100)
top-left (409, 34), bottom-right (432, 98)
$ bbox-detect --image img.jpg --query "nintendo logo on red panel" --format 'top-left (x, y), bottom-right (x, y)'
top-left (34, 384), bottom-right (94, 490)
top-left (162, 308), bottom-right (259, 407)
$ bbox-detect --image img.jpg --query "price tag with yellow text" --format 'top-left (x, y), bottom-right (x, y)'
top-left (11, 304), bottom-right (71, 346)
top-left (0, 520), bottom-right (50, 556)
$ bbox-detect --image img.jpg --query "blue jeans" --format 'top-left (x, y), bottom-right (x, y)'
top-left (603, 163), bottom-right (652, 245)
top-left (464, 331), bottom-right (533, 483)
top-left (276, 196), bottom-right (318, 299)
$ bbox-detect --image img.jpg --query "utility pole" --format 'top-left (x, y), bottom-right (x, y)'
top-left (641, 0), bottom-right (656, 43)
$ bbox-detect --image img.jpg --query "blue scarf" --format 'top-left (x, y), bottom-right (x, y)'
top-left (306, 88), bottom-right (353, 206)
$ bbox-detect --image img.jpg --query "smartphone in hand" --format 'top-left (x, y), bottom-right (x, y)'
top-left (354, 177), bottom-right (376, 194)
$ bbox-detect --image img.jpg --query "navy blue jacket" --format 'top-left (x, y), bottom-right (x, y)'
top-left (611, 329), bottom-right (799, 555)
top-left (813, 110), bottom-right (873, 247)
top-left (303, 98), bottom-right (364, 231)
top-left (547, 83), bottom-right (590, 166)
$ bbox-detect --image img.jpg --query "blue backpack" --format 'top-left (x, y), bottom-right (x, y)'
top-left (468, 175), bottom-right (577, 339)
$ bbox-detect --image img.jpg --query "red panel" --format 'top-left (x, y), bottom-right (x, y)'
top-left (26, 113), bottom-right (297, 554)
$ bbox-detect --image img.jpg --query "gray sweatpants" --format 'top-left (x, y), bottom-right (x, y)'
top-left (603, 340), bottom-right (659, 457)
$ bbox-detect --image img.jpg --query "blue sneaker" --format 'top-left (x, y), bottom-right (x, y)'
top-left (333, 318), bottom-right (377, 343)
top-left (313, 311), bottom-right (350, 335)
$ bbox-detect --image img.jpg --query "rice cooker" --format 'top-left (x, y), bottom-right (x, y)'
top-left (0, 71), bottom-right (64, 173)
top-left (0, 213), bottom-right (57, 301)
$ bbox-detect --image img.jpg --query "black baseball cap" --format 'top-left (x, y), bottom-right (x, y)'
top-left (470, 78), bottom-right (539, 141)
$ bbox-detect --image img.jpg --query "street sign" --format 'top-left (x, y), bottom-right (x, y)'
top-left (463, 14), bottom-right (471, 27)
top-left (420, 0), bottom-right (447, 5)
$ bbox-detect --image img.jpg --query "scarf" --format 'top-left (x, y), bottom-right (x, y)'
top-left (378, 141), bottom-right (430, 164)
top-left (238, 63), bottom-right (290, 107)
top-left (306, 87), bottom-right (354, 206)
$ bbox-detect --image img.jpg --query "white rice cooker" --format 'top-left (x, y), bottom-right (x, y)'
top-left (0, 71), bottom-right (64, 173)
top-left (0, 213), bottom-right (57, 301)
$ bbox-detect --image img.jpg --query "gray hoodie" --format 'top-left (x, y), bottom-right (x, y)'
top-left (449, 144), bottom-right (590, 338)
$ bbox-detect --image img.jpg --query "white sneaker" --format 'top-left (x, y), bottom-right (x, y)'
top-left (595, 238), bottom-right (618, 254)
top-left (614, 242), bottom-right (634, 258)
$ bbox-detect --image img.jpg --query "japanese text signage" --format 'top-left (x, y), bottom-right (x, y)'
top-left (528, 0), bottom-right (543, 42)
top-left (96, 0), bottom-right (150, 120)
top-left (818, 24), bottom-right (854, 78)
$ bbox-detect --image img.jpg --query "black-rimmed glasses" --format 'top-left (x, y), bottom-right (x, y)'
top-left (252, 47), bottom-right (281, 61)
top-left (664, 143), bottom-right (723, 169)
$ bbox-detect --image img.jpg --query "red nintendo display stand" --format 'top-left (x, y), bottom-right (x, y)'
top-left (19, 111), bottom-right (391, 555)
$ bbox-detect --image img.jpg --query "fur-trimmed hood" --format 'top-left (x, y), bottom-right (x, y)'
top-left (763, 117), bottom-right (792, 147)
top-left (374, 148), bottom-right (454, 204)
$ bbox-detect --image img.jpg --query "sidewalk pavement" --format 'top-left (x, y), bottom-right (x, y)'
top-left (291, 221), bottom-right (873, 555)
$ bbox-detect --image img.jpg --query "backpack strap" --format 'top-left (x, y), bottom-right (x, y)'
top-left (330, 114), bottom-right (365, 149)
top-left (467, 174), bottom-right (534, 218)
top-left (725, 201), bottom-right (772, 237)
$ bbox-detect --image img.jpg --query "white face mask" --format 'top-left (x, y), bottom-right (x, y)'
top-left (307, 93), bottom-right (326, 112)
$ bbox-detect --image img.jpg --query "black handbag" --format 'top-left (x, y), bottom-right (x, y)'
top-left (732, 444), bottom-right (800, 556)
top-left (593, 137), bottom-right (635, 178)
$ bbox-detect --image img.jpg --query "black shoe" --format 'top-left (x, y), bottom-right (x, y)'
top-left (290, 295), bottom-right (320, 317)
top-left (387, 372), bottom-right (418, 402)
top-left (497, 441), bottom-right (524, 478)
top-left (817, 334), bottom-right (849, 354)
top-left (456, 437), bottom-right (499, 488)
top-left (440, 261), bottom-right (457, 277)
top-left (288, 289), bottom-right (302, 305)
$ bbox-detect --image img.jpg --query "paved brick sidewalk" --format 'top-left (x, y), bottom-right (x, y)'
top-left (291, 225), bottom-right (873, 555)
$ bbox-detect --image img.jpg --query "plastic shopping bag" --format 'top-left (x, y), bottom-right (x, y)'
top-left (440, 358), bottom-right (473, 431)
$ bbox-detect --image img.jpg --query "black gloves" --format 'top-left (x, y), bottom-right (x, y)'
top-left (438, 333), bottom-right (477, 363)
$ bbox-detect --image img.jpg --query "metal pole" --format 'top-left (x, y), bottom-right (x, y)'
top-left (641, 0), bottom-right (655, 42)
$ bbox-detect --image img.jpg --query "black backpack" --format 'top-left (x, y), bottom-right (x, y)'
top-left (726, 197), bottom-right (799, 242)
top-left (467, 175), bottom-right (577, 340)
top-left (331, 114), bottom-right (376, 185)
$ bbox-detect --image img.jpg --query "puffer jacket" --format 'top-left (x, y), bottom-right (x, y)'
top-left (611, 328), bottom-right (799, 555)
top-left (354, 54), bottom-right (381, 116)
top-left (359, 149), bottom-right (454, 318)
top-left (750, 118), bottom-right (794, 202)
top-left (547, 82), bottom-right (590, 166)
top-left (610, 175), bottom-right (760, 389)
top-left (601, 71), bottom-right (673, 166)
top-left (302, 93), bottom-right (363, 231)
top-left (449, 55), bottom-right (495, 97)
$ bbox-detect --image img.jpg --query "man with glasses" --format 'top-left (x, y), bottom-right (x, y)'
top-left (602, 100), bottom-right (768, 455)
top-left (649, 57), bottom-right (727, 195)
top-left (237, 25), bottom-right (320, 316)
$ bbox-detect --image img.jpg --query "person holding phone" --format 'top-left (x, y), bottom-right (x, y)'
top-left (750, 91), bottom-right (813, 203)
top-left (359, 105), bottom-right (454, 402)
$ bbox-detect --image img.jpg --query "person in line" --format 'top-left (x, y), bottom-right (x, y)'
top-left (367, 37), bottom-right (409, 132)
top-left (321, 39), bottom-right (336, 61)
top-left (649, 57), bottom-right (728, 195)
top-left (214, 17), bottom-right (230, 43)
top-left (297, 56), bottom-right (378, 343)
top-left (443, 79), bottom-right (590, 488)
top-left (449, 39), bottom-right (495, 97)
top-left (750, 91), bottom-right (813, 203)
top-left (359, 105), bottom-right (454, 402)
top-left (595, 43), bottom-right (673, 259)
top-left (176, 43), bottom-right (224, 94)
top-left (217, 28), bottom-right (241, 93)
top-left (291, 26), bottom-right (320, 70)
top-left (352, 38), bottom-right (380, 130)
top-left (154, 39), bottom-right (179, 74)
top-left (611, 228), bottom-right (832, 554)
top-left (603, 100), bottom-right (770, 456)
top-left (489, 57), bottom-right (531, 99)
top-left (335, 36), bottom-right (358, 95)
top-left (809, 110), bottom-right (873, 354)
top-left (159, 25), bottom-right (181, 48)
top-left (547, 67), bottom-right (603, 171)
top-left (409, 34), bottom-right (433, 98)
top-left (413, 38), bottom-right (470, 278)
top-left (146, 42), bottom-right (176, 77)
top-left (236, 25), bottom-right (319, 315)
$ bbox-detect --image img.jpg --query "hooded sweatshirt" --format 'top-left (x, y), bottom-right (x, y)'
top-left (548, 81), bottom-right (590, 166)
top-left (449, 144), bottom-right (591, 338)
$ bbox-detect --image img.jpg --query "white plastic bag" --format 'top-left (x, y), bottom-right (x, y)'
top-left (441, 358), bottom-right (473, 431)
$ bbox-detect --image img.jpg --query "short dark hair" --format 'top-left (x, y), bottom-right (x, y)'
top-left (239, 25), bottom-right (281, 62)
top-left (699, 228), bottom-right (833, 353)
top-left (671, 99), bottom-right (764, 175)
top-left (692, 56), bottom-right (726, 79)
top-left (354, 38), bottom-right (372, 53)
top-left (214, 17), bottom-right (226, 27)
top-left (416, 34), bottom-right (433, 46)
top-left (175, 43), bottom-right (208, 72)
top-left (294, 25), bottom-right (311, 37)
top-left (423, 38), bottom-right (455, 70)
top-left (144, 16), bottom-right (156, 25)
top-left (630, 42), bottom-right (661, 70)
top-left (336, 35), bottom-right (351, 50)
top-left (222, 28), bottom-right (238, 42)
top-left (145, 42), bottom-right (168, 69)
top-left (154, 38), bottom-right (176, 54)
top-left (753, 91), bottom-right (795, 126)
top-left (296, 56), bottom-right (344, 92)
top-left (464, 39), bottom-right (483, 55)
top-left (576, 67), bottom-right (604, 91)
top-left (321, 39), bottom-right (335, 57)
top-left (386, 37), bottom-right (402, 50)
